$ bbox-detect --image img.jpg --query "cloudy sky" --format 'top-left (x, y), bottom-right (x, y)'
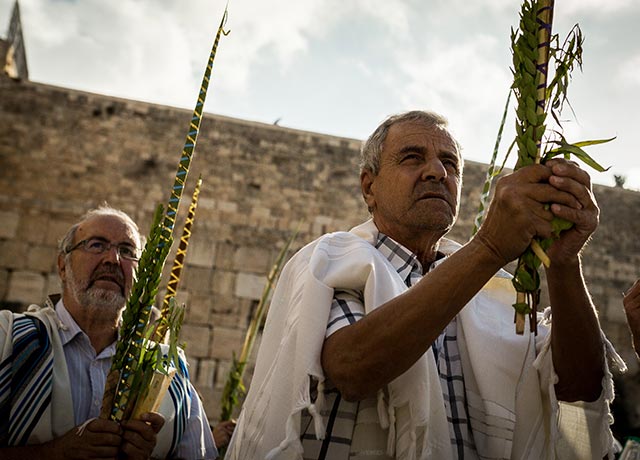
top-left (2, 0), bottom-right (639, 190)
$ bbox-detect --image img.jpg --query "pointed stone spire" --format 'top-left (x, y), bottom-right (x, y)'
top-left (3, 1), bottom-right (29, 80)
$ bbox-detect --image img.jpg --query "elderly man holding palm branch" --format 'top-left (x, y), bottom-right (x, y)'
top-left (0, 205), bottom-right (217, 459)
top-left (227, 110), bottom-right (621, 460)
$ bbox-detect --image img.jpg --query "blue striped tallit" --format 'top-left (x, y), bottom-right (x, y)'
top-left (0, 315), bottom-right (54, 446)
top-left (167, 354), bottom-right (190, 455)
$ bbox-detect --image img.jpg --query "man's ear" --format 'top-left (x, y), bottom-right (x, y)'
top-left (57, 253), bottom-right (67, 282)
top-left (360, 169), bottom-right (376, 213)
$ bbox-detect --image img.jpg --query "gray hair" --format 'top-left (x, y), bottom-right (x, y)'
top-left (359, 110), bottom-right (461, 175)
top-left (58, 204), bottom-right (142, 257)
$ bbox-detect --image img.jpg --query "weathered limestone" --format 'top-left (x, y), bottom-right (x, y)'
top-left (1, 73), bottom-right (638, 432)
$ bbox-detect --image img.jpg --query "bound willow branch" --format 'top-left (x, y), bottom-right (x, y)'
top-left (472, 91), bottom-right (511, 236)
top-left (509, 0), bottom-right (610, 334)
top-left (100, 8), bottom-right (230, 422)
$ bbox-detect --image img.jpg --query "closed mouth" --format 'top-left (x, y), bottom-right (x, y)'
top-left (418, 193), bottom-right (449, 203)
top-left (91, 273), bottom-right (124, 292)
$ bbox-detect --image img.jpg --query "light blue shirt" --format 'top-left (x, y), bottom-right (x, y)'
top-left (55, 299), bottom-right (218, 459)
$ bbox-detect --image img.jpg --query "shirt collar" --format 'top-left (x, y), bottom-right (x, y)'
top-left (375, 233), bottom-right (423, 287)
top-left (54, 297), bottom-right (86, 346)
top-left (375, 232), bottom-right (450, 287)
top-left (54, 298), bottom-right (122, 357)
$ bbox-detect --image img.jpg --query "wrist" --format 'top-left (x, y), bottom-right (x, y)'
top-left (545, 255), bottom-right (581, 278)
top-left (469, 232), bottom-right (511, 270)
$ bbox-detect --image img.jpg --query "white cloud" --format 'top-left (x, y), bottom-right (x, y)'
top-left (616, 53), bottom-right (640, 88)
top-left (391, 34), bottom-right (513, 158)
top-left (1, 0), bottom-right (638, 189)
top-left (556, 0), bottom-right (636, 15)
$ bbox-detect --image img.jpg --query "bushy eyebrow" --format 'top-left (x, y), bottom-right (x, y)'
top-left (87, 235), bottom-right (137, 248)
top-left (398, 145), bottom-right (424, 155)
top-left (397, 145), bottom-right (460, 163)
top-left (439, 150), bottom-right (460, 163)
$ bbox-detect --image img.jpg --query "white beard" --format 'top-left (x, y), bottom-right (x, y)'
top-left (66, 264), bottom-right (126, 310)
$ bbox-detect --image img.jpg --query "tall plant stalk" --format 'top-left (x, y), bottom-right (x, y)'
top-left (154, 176), bottom-right (203, 344)
top-left (219, 227), bottom-right (299, 424)
top-left (472, 91), bottom-right (512, 236)
top-left (100, 8), bottom-right (230, 422)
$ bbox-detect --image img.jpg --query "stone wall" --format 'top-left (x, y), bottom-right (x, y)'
top-left (1, 73), bottom-right (639, 434)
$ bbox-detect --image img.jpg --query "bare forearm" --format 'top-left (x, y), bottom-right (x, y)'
top-left (322, 236), bottom-right (505, 401)
top-left (547, 259), bottom-right (604, 402)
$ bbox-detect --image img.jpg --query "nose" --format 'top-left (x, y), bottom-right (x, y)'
top-left (420, 157), bottom-right (447, 182)
top-left (102, 245), bottom-right (122, 263)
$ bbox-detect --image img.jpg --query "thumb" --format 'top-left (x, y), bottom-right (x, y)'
top-left (140, 412), bottom-right (165, 433)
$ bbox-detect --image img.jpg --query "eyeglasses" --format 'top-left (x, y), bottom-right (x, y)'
top-left (66, 238), bottom-right (140, 261)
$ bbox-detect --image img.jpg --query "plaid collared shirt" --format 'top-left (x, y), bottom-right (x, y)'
top-left (302, 233), bottom-right (478, 459)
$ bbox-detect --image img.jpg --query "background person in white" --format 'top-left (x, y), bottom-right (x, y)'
top-left (623, 279), bottom-right (640, 360)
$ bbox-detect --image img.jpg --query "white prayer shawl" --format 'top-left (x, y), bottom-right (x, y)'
top-left (227, 220), bottom-right (623, 460)
top-left (0, 305), bottom-right (188, 458)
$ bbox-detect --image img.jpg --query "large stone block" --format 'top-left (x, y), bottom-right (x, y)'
top-left (0, 211), bottom-right (20, 239)
top-left (233, 246), bottom-right (271, 273)
top-left (186, 293), bottom-right (211, 324)
top-left (211, 270), bottom-right (235, 298)
top-left (205, 387), bottom-right (224, 424)
top-left (44, 272), bottom-right (61, 297)
top-left (217, 201), bottom-right (237, 213)
top-left (210, 327), bottom-right (244, 360)
top-left (234, 272), bottom-right (265, 300)
top-left (180, 324), bottom-right (211, 358)
top-left (19, 213), bottom-right (50, 244)
top-left (26, 244), bottom-right (57, 273)
top-left (604, 289), bottom-right (629, 324)
top-left (195, 358), bottom-right (217, 390)
top-left (186, 235), bottom-right (217, 268)
top-left (181, 265), bottom-right (213, 294)
top-left (0, 269), bottom-right (9, 300)
top-left (214, 243), bottom-right (236, 270)
top-left (0, 240), bottom-right (28, 270)
top-left (215, 359), bottom-right (231, 391)
top-left (46, 219), bottom-right (76, 246)
top-left (6, 270), bottom-right (46, 305)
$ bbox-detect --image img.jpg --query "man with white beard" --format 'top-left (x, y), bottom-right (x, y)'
top-left (0, 205), bottom-right (217, 459)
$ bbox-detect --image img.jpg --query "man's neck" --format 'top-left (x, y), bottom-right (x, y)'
top-left (372, 219), bottom-right (446, 267)
top-left (61, 295), bottom-right (121, 354)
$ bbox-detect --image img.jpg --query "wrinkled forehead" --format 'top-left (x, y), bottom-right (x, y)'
top-left (75, 215), bottom-right (140, 248)
top-left (387, 121), bottom-right (461, 156)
